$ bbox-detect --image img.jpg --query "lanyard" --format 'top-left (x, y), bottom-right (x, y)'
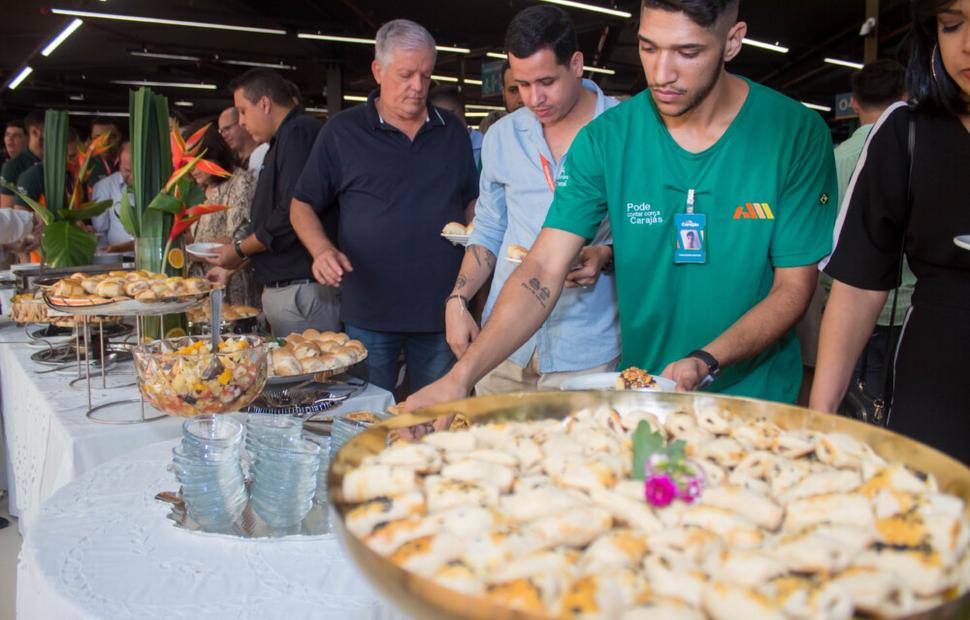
top-left (539, 153), bottom-right (556, 194)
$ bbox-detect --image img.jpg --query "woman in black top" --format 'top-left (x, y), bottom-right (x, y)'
top-left (811, 0), bottom-right (970, 464)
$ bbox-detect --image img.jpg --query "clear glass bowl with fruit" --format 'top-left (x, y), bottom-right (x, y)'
top-left (133, 335), bottom-right (268, 417)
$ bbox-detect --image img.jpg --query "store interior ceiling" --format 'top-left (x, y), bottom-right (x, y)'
top-left (1, 0), bottom-right (914, 129)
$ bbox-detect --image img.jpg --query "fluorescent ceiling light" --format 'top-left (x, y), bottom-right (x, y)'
top-left (305, 107), bottom-right (328, 113)
top-left (824, 57), bottom-right (864, 70)
top-left (464, 78), bottom-right (483, 86)
top-left (343, 95), bottom-right (368, 102)
top-left (432, 74), bottom-right (459, 83)
top-left (8, 66), bottom-right (33, 90)
top-left (742, 37), bottom-right (788, 54)
top-left (223, 59), bottom-right (296, 70)
top-left (69, 94), bottom-right (85, 101)
top-left (174, 100), bottom-right (194, 107)
top-left (435, 45), bottom-right (470, 54)
top-left (465, 112), bottom-right (489, 118)
top-left (130, 51), bottom-right (200, 61)
top-left (487, 52), bottom-right (508, 60)
top-left (467, 104), bottom-right (505, 111)
top-left (539, 0), bottom-right (632, 18)
top-left (50, 8), bottom-right (286, 35)
top-left (112, 80), bottom-right (217, 90)
top-left (41, 18), bottom-right (83, 57)
top-left (298, 32), bottom-right (468, 53)
top-left (802, 102), bottom-right (832, 112)
top-left (67, 111), bottom-right (130, 117)
top-left (297, 33), bottom-right (374, 44)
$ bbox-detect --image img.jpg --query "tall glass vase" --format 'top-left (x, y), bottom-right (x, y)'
top-left (135, 236), bottom-right (188, 340)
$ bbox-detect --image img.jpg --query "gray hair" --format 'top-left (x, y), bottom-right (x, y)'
top-left (375, 19), bottom-right (437, 67)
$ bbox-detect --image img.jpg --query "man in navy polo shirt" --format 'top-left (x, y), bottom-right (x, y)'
top-left (290, 19), bottom-right (479, 394)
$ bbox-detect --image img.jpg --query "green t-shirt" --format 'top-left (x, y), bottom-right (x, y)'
top-left (544, 79), bottom-right (838, 403)
top-left (0, 149), bottom-right (40, 196)
top-left (13, 163), bottom-right (44, 207)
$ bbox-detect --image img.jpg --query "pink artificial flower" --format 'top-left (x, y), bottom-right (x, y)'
top-left (645, 474), bottom-right (678, 507)
top-left (679, 477), bottom-right (704, 503)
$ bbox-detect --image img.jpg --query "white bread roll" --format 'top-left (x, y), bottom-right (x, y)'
top-left (441, 221), bottom-right (467, 236)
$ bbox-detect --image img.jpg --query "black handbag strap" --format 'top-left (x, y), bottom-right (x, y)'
top-left (878, 110), bottom-right (916, 420)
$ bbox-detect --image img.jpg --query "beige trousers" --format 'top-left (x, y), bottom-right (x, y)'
top-left (475, 352), bottom-right (619, 395)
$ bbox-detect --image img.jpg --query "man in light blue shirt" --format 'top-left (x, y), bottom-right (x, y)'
top-left (90, 141), bottom-right (134, 254)
top-left (445, 5), bottom-right (620, 393)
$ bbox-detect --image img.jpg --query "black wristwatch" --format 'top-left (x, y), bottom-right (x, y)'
top-left (687, 349), bottom-right (720, 384)
top-left (233, 238), bottom-right (247, 260)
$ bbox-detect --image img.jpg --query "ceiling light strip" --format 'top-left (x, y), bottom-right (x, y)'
top-left (50, 8), bottom-right (286, 35)
top-left (467, 104), bottom-right (505, 111)
top-left (67, 110), bottom-right (130, 117)
top-left (223, 59), bottom-right (296, 70)
top-left (742, 37), bottom-right (789, 54)
top-left (112, 80), bottom-right (217, 90)
top-left (41, 18), bottom-right (84, 57)
top-left (8, 66), bottom-right (33, 90)
top-left (539, 0), bottom-right (632, 19)
top-left (802, 102), bottom-right (832, 112)
top-left (824, 57), bottom-right (864, 70)
top-left (343, 95), bottom-right (368, 102)
top-left (130, 51), bottom-right (201, 61)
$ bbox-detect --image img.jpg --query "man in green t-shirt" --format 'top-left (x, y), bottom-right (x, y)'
top-left (0, 112), bottom-right (43, 210)
top-left (405, 0), bottom-right (837, 412)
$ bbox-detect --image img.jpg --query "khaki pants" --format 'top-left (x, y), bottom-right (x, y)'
top-left (261, 281), bottom-right (340, 337)
top-left (475, 352), bottom-right (619, 395)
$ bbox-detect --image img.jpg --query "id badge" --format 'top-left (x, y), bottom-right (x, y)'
top-left (674, 213), bottom-right (707, 264)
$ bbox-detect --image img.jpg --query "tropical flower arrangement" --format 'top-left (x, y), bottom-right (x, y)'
top-left (0, 110), bottom-right (115, 267)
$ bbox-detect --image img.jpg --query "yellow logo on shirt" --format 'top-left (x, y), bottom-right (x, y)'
top-left (732, 202), bottom-right (774, 220)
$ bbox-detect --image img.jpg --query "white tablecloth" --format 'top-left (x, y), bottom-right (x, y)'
top-left (17, 439), bottom-right (407, 619)
top-left (0, 321), bottom-right (394, 532)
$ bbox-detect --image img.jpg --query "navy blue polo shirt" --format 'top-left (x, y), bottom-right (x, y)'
top-left (294, 90), bottom-right (479, 333)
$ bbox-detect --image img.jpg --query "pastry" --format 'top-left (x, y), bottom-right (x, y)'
top-left (508, 244), bottom-right (529, 260)
top-left (270, 348), bottom-right (302, 376)
top-left (299, 357), bottom-right (328, 373)
top-left (94, 277), bottom-right (126, 298)
top-left (615, 367), bottom-right (658, 390)
top-left (442, 221), bottom-right (467, 236)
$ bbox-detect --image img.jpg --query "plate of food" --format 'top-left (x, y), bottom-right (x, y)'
top-left (44, 270), bottom-right (213, 316)
top-left (505, 243), bottom-right (528, 264)
top-left (329, 390), bottom-right (970, 620)
top-left (267, 328), bottom-right (368, 385)
top-left (954, 235), bottom-right (970, 252)
top-left (441, 222), bottom-right (473, 247)
top-left (186, 242), bottom-right (225, 259)
top-left (560, 367), bottom-right (677, 392)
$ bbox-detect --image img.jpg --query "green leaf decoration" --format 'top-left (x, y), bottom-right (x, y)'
top-left (0, 179), bottom-right (53, 225)
top-left (130, 87), bottom-right (173, 243)
top-left (147, 191), bottom-right (183, 215)
top-left (180, 179), bottom-right (206, 209)
top-left (57, 199), bottom-right (114, 221)
top-left (43, 110), bottom-right (68, 215)
top-left (119, 187), bottom-right (138, 237)
top-left (41, 221), bottom-right (97, 268)
top-left (667, 439), bottom-right (687, 464)
top-left (631, 421), bottom-right (665, 481)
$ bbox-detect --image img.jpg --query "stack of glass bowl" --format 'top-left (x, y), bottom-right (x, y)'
top-left (330, 413), bottom-right (390, 466)
top-left (244, 414), bottom-right (302, 472)
top-left (172, 416), bottom-right (248, 530)
top-left (250, 436), bottom-right (321, 528)
top-left (304, 433), bottom-right (331, 504)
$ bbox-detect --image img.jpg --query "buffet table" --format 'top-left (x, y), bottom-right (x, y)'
top-left (17, 438), bottom-right (406, 619)
top-left (0, 320), bottom-right (395, 532)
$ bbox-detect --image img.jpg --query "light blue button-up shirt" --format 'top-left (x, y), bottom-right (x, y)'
top-left (468, 79), bottom-right (621, 373)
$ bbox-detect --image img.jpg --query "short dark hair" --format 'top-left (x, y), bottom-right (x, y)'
top-left (908, 0), bottom-right (968, 116)
top-left (183, 118), bottom-right (237, 182)
top-left (642, 0), bottom-right (740, 29)
top-left (851, 59), bottom-right (906, 109)
top-left (24, 112), bottom-right (44, 132)
top-left (429, 85), bottom-right (465, 113)
top-left (5, 120), bottom-right (25, 133)
top-left (505, 5), bottom-right (578, 66)
top-left (228, 68), bottom-right (295, 107)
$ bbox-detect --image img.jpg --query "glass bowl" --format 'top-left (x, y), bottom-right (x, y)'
top-left (133, 335), bottom-right (268, 417)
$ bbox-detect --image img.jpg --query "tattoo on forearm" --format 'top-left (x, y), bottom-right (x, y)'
top-left (471, 246), bottom-right (482, 267)
top-left (520, 277), bottom-right (551, 309)
top-left (455, 274), bottom-right (468, 291)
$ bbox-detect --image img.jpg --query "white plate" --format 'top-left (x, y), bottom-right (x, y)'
top-left (186, 243), bottom-right (224, 259)
top-left (559, 371), bottom-right (677, 392)
top-left (506, 256), bottom-right (523, 264)
top-left (441, 233), bottom-right (469, 247)
top-left (954, 235), bottom-right (970, 251)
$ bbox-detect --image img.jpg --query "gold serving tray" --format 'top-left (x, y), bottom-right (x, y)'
top-left (328, 390), bottom-right (970, 620)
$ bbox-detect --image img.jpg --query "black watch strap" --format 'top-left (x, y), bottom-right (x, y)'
top-left (687, 349), bottom-right (720, 378)
top-left (233, 239), bottom-right (247, 259)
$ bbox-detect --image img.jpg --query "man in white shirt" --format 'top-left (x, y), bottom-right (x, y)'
top-left (218, 107), bottom-right (268, 178)
top-left (90, 141), bottom-right (134, 253)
